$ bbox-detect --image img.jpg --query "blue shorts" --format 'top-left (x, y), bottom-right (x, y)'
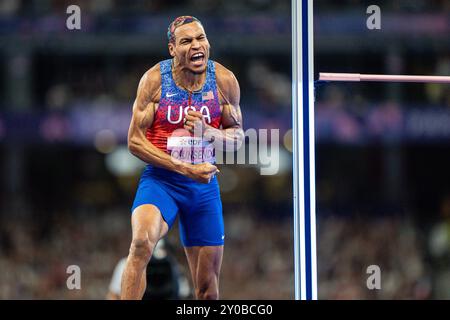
top-left (132, 165), bottom-right (224, 247)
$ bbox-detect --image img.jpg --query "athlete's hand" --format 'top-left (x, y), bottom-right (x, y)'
top-left (186, 162), bottom-right (219, 184)
top-left (184, 111), bottom-right (209, 135)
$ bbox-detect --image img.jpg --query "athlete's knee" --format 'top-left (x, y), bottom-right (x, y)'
top-left (196, 281), bottom-right (219, 300)
top-left (129, 238), bottom-right (154, 262)
top-left (196, 288), bottom-right (218, 300)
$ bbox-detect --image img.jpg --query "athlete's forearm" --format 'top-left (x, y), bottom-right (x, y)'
top-left (128, 137), bottom-right (190, 175)
top-left (204, 126), bottom-right (244, 151)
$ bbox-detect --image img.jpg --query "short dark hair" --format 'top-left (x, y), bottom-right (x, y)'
top-left (167, 16), bottom-right (202, 44)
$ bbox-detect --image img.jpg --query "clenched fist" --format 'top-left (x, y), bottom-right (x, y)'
top-left (185, 162), bottom-right (219, 184)
top-left (183, 110), bottom-right (209, 135)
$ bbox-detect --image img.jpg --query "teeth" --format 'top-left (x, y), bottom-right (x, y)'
top-left (192, 53), bottom-right (204, 58)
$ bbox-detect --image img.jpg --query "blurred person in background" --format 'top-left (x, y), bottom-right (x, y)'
top-left (121, 15), bottom-right (244, 300)
top-left (106, 239), bottom-right (191, 300)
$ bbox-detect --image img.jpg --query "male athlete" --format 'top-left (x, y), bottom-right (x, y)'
top-left (121, 16), bottom-right (244, 300)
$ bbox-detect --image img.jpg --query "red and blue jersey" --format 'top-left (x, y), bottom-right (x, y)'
top-left (146, 59), bottom-right (222, 164)
top-left (133, 59), bottom-right (225, 245)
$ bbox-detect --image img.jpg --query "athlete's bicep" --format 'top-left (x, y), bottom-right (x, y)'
top-left (128, 98), bottom-right (154, 145)
top-left (128, 71), bottom-right (160, 143)
top-left (219, 70), bottom-right (243, 130)
top-left (130, 99), bottom-right (155, 132)
top-left (221, 103), bottom-right (242, 129)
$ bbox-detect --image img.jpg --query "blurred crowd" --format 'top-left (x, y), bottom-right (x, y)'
top-left (315, 0), bottom-right (450, 13)
top-left (0, 0), bottom-right (290, 16)
top-left (427, 194), bottom-right (450, 299)
top-left (2, 0), bottom-right (450, 16)
top-left (0, 208), bottom-right (131, 299)
top-left (38, 57), bottom-right (291, 114)
top-left (2, 203), bottom-right (449, 299)
top-left (318, 215), bottom-right (431, 299)
top-left (33, 52), bottom-right (450, 120)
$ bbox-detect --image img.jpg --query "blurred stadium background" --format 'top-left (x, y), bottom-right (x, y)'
top-left (0, 0), bottom-right (449, 299)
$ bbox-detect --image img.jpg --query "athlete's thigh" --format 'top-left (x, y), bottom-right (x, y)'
top-left (178, 196), bottom-right (224, 247)
top-left (131, 172), bottom-right (180, 241)
top-left (184, 246), bottom-right (200, 286)
top-left (184, 246), bottom-right (223, 288)
top-left (131, 204), bottom-right (169, 242)
top-left (178, 177), bottom-right (224, 286)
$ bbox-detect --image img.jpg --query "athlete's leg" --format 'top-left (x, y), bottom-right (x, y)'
top-left (184, 246), bottom-right (223, 300)
top-left (121, 204), bottom-right (169, 300)
top-left (137, 269), bottom-right (147, 298)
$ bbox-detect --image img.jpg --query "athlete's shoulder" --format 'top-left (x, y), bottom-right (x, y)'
top-left (141, 63), bottom-right (162, 88)
top-left (214, 61), bottom-right (240, 105)
top-left (137, 63), bottom-right (162, 102)
top-left (214, 61), bottom-right (238, 84)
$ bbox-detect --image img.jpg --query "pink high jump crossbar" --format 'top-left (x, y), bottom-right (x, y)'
top-left (319, 73), bottom-right (450, 84)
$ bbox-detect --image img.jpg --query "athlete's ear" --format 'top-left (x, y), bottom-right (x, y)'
top-left (168, 43), bottom-right (176, 57)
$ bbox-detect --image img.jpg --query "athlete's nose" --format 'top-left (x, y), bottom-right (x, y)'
top-left (191, 39), bottom-right (201, 49)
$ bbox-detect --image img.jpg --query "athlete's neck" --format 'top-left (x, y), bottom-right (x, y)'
top-left (172, 59), bottom-right (206, 93)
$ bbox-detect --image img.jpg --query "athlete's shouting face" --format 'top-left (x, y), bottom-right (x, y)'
top-left (168, 21), bottom-right (210, 74)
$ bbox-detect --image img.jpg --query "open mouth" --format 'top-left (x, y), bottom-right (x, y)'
top-left (190, 52), bottom-right (205, 66)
